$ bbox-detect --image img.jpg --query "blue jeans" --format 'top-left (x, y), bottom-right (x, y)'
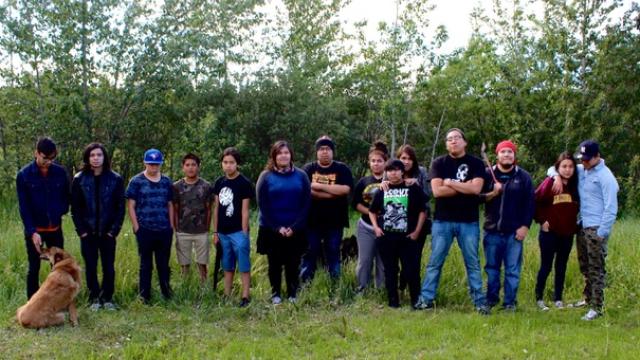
top-left (483, 231), bottom-right (523, 307)
top-left (420, 221), bottom-right (486, 306)
top-left (301, 227), bottom-right (342, 281)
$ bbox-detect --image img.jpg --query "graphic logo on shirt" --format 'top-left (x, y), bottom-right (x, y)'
top-left (312, 172), bottom-right (336, 185)
top-left (362, 183), bottom-right (380, 205)
top-left (219, 187), bottom-right (234, 217)
top-left (383, 188), bottom-right (409, 232)
top-left (553, 193), bottom-right (573, 205)
top-left (456, 164), bottom-right (469, 182)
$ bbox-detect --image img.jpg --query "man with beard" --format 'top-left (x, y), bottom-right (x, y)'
top-left (480, 140), bottom-right (534, 311)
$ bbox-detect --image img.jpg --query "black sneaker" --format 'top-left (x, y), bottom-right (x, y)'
top-left (502, 304), bottom-right (517, 312)
top-left (239, 297), bottom-right (250, 308)
top-left (414, 299), bottom-right (435, 310)
top-left (476, 305), bottom-right (491, 315)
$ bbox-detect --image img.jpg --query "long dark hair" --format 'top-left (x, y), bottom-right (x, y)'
top-left (554, 151), bottom-right (579, 200)
top-left (396, 144), bottom-right (420, 178)
top-left (265, 140), bottom-right (294, 171)
top-left (81, 142), bottom-right (111, 173)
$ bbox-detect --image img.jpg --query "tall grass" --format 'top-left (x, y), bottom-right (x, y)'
top-left (1, 202), bottom-right (639, 358)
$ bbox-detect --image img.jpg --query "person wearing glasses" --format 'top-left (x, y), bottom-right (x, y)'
top-left (414, 128), bottom-right (490, 315)
top-left (17, 137), bottom-right (70, 299)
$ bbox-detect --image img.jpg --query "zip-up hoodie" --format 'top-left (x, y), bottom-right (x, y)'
top-left (481, 166), bottom-right (534, 234)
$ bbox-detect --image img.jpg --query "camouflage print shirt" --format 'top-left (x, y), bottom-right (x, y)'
top-left (173, 178), bottom-right (212, 234)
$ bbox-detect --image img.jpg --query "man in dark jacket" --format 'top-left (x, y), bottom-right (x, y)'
top-left (71, 143), bottom-right (125, 310)
top-left (480, 140), bottom-right (534, 311)
top-left (16, 137), bottom-right (70, 299)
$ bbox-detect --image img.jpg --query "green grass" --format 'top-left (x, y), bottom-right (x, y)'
top-left (1, 204), bottom-right (639, 359)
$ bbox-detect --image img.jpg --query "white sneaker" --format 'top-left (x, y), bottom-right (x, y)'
top-left (536, 300), bottom-right (549, 311)
top-left (570, 299), bottom-right (587, 308)
top-left (103, 302), bottom-right (117, 311)
top-left (271, 295), bottom-right (282, 305)
top-left (287, 296), bottom-right (297, 304)
top-left (89, 302), bottom-right (101, 311)
top-left (554, 301), bottom-right (564, 309)
top-left (581, 309), bottom-right (601, 321)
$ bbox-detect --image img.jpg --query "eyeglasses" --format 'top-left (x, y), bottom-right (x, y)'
top-left (446, 135), bottom-right (463, 142)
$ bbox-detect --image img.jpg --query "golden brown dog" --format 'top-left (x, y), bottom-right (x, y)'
top-left (16, 247), bottom-right (81, 329)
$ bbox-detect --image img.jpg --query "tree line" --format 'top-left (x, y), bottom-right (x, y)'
top-left (1, 0), bottom-right (639, 214)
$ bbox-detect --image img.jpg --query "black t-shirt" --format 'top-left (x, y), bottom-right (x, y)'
top-left (212, 174), bottom-right (254, 234)
top-left (430, 154), bottom-right (485, 222)
top-left (352, 175), bottom-right (382, 225)
top-left (303, 161), bottom-right (354, 229)
top-left (369, 183), bottom-right (426, 235)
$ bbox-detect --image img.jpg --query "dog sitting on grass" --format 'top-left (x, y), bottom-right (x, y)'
top-left (17, 247), bottom-right (81, 329)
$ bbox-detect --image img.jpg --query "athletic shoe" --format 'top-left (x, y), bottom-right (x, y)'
top-left (502, 304), bottom-right (517, 312)
top-left (239, 298), bottom-right (250, 308)
top-left (103, 302), bottom-right (117, 311)
top-left (581, 308), bottom-right (601, 321)
top-left (89, 302), bottom-right (101, 311)
top-left (287, 297), bottom-right (297, 304)
top-left (569, 299), bottom-right (587, 308)
top-left (536, 300), bottom-right (550, 311)
top-left (554, 300), bottom-right (564, 309)
top-left (271, 295), bottom-right (282, 305)
top-left (413, 299), bottom-right (434, 310)
top-left (476, 305), bottom-right (491, 315)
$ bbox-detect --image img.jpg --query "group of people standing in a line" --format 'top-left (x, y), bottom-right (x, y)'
top-left (16, 129), bottom-right (619, 321)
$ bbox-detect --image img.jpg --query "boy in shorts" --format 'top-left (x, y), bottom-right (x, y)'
top-left (213, 147), bottom-right (254, 307)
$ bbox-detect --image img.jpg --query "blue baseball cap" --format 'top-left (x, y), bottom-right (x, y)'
top-left (577, 140), bottom-right (600, 161)
top-left (144, 149), bottom-right (164, 164)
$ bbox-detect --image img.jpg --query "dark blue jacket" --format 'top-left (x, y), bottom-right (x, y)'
top-left (16, 161), bottom-right (70, 237)
top-left (71, 170), bottom-right (125, 238)
top-left (482, 166), bottom-right (534, 234)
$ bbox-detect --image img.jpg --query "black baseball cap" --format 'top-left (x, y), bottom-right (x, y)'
top-left (577, 140), bottom-right (600, 161)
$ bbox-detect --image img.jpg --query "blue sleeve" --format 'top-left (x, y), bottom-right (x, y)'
top-left (16, 171), bottom-right (36, 237)
top-left (291, 170), bottom-right (311, 231)
top-left (597, 171), bottom-right (619, 238)
top-left (61, 168), bottom-right (71, 215)
top-left (125, 177), bottom-right (138, 201)
top-left (164, 178), bottom-right (173, 203)
top-left (256, 171), bottom-right (278, 231)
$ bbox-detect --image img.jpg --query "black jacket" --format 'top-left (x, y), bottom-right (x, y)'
top-left (16, 161), bottom-right (70, 237)
top-left (481, 166), bottom-right (535, 234)
top-left (71, 170), bottom-right (125, 238)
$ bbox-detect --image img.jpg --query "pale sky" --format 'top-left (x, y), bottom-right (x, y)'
top-left (338, 0), bottom-right (634, 54)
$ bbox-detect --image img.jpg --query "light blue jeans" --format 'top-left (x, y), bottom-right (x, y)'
top-left (420, 220), bottom-right (486, 306)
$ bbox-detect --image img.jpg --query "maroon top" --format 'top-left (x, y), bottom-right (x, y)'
top-left (534, 177), bottom-right (579, 237)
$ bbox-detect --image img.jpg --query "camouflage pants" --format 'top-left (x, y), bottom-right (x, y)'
top-left (576, 227), bottom-right (608, 310)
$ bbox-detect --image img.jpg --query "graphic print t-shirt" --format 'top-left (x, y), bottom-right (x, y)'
top-left (303, 161), bottom-right (354, 229)
top-left (352, 175), bottom-right (382, 225)
top-left (212, 174), bottom-right (254, 234)
top-left (173, 178), bottom-right (212, 234)
top-left (125, 173), bottom-right (173, 231)
top-left (369, 184), bottom-right (426, 235)
top-left (430, 154), bottom-right (485, 222)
